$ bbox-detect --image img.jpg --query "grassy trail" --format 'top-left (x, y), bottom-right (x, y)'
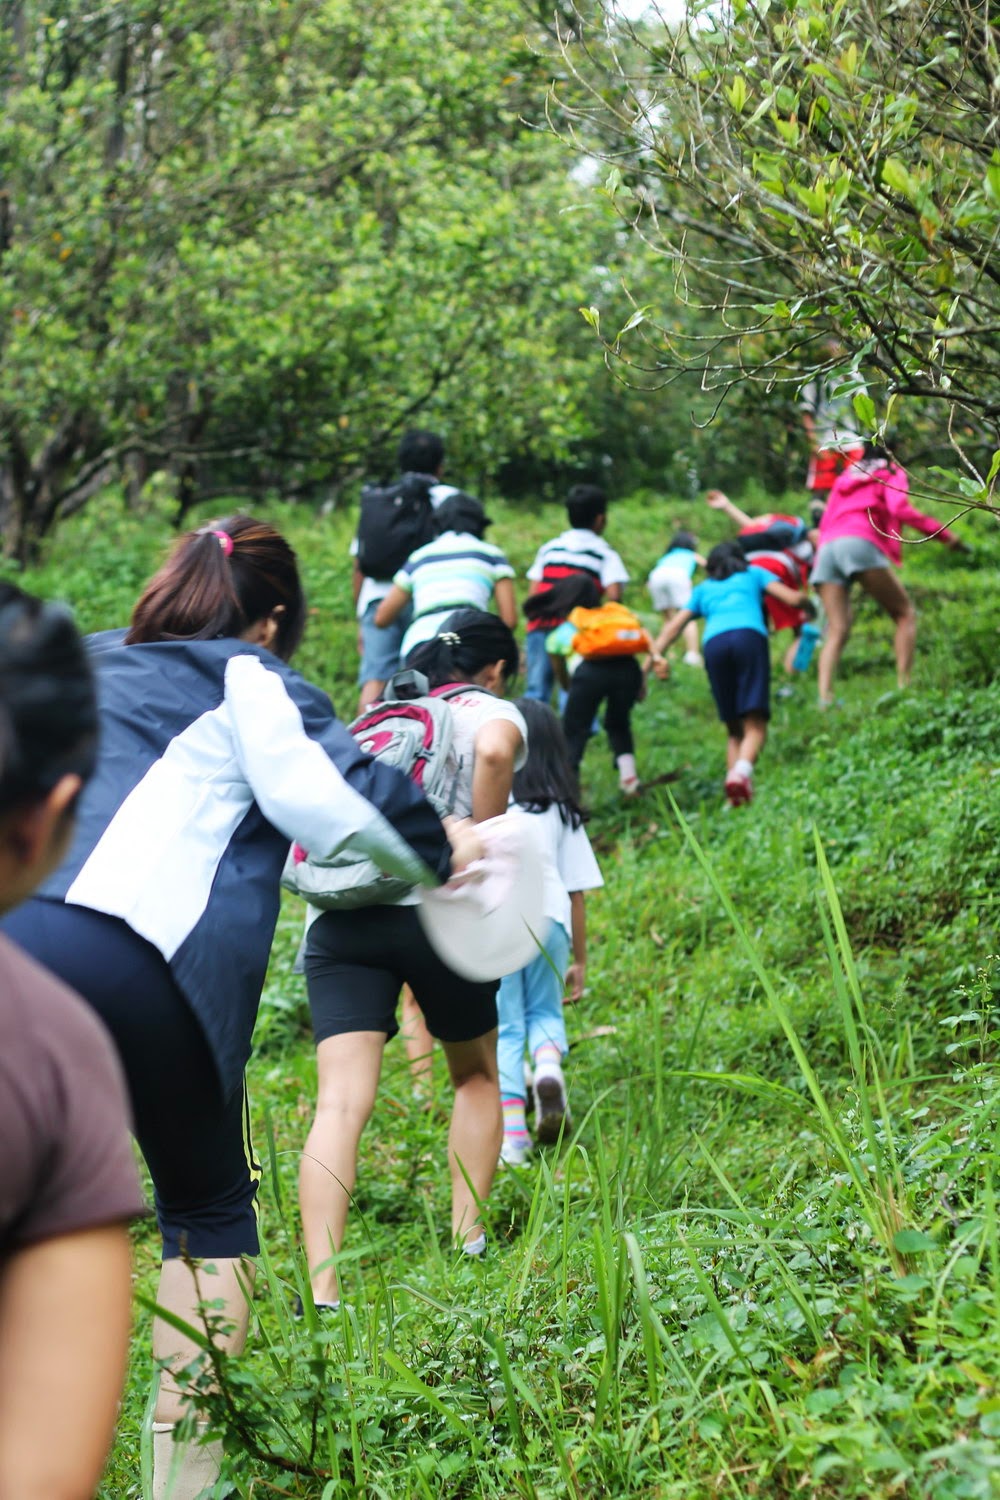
top-left (19, 488), bottom-right (1000, 1498)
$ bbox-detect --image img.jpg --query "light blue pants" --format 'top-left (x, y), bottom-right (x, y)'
top-left (497, 920), bottom-right (570, 1102)
top-left (524, 628), bottom-right (555, 703)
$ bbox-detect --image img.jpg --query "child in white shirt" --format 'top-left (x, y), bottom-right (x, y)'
top-left (497, 699), bottom-right (604, 1164)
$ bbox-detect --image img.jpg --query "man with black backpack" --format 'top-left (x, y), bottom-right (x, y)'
top-left (352, 430), bottom-right (458, 711)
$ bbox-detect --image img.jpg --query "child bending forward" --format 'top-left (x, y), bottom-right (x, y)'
top-left (653, 541), bottom-right (810, 807)
top-left (498, 699), bottom-right (604, 1165)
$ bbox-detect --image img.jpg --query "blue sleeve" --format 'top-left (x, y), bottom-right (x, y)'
top-left (687, 584), bottom-right (706, 618)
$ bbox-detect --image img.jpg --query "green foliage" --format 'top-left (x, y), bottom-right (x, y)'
top-left (15, 488), bottom-right (1000, 1496)
top-left (550, 0), bottom-right (1000, 508)
top-left (0, 0), bottom-right (628, 559)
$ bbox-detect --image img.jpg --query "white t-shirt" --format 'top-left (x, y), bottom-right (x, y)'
top-left (394, 689), bottom-right (528, 906)
top-left (525, 528), bottom-right (630, 589)
top-left (508, 801), bottom-right (603, 933)
top-left (445, 690), bottom-right (528, 819)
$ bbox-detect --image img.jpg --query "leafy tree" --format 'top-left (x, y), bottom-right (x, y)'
top-left (0, 0), bottom-right (609, 560)
top-left (548, 0), bottom-right (1000, 506)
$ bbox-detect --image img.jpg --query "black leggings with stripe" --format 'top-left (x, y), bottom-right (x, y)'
top-left (2, 898), bottom-right (260, 1259)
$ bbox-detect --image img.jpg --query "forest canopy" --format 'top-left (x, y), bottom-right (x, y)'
top-left (2, 0), bottom-right (997, 560)
top-left (0, 0), bottom-right (633, 558)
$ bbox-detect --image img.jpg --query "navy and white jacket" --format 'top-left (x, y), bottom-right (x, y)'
top-left (39, 633), bottom-right (452, 1094)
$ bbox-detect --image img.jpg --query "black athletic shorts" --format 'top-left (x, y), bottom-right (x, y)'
top-left (1, 898), bottom-right (261, 1260)
top-left (304, 904), bottom-right (499, 1045)
top-left (703, 628), bottom-right (771, 728)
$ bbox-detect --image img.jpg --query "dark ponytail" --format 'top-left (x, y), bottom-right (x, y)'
top-left (510, 699), bottom-right (585, 828)
top-left (404, 608), bottom-right (519, 688)
top-left (523, 573), bottom-right (601, 622)
top-left (0, 583), bottom-right (97, 815)
top-left (126, 514), bottom-right (307, 660)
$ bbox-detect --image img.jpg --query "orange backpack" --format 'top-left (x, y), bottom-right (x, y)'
top-left (569, 603), bottom-right (652, 659)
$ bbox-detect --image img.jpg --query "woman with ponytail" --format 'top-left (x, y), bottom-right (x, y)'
top-left (0, 583), bottom-right (145, 1500)
top-left (299, 609), bottom-right (527, 1307)
top-left (2, 517), bottom-right (470, 1499)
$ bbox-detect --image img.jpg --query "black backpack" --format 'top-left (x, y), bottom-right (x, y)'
top-left (356, 472), bottom-right (436, 581)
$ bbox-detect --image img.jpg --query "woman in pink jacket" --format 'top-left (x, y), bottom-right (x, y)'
top-left (811, 443), bottom-right (965, 705)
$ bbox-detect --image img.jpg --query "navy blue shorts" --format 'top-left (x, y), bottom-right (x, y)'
top-left (703, 629), bottom-right (771, 728)
top-left (1, 899), bottom-right (260, 1260)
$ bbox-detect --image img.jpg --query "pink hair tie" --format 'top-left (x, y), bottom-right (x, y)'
top-left (198, 527), bottom-right (234, 557)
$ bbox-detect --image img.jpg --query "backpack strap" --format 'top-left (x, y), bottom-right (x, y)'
top-left (429, 681), bottom-right (492, 702)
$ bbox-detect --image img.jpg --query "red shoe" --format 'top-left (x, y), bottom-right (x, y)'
top-left (724, 770), bottom-right (753, 806)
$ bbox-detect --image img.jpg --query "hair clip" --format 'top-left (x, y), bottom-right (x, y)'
top-left (438, 631), bottom-right (461, 646)
top-left (198, 527), bottom-right (234, 556)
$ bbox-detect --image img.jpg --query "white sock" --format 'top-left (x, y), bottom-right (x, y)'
top-left (732, 758), bottom-right (754, 780)
top-left (152, 1422), bottom-right (224, 1500)
top-left (616, 753), bottom-right (638, 784)
top-left (462, 1232), bottom-right (487, 1256)
top-left (533, 1041), bottom-right (562, 1071)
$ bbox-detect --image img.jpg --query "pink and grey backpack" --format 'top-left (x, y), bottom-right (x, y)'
top-left (281, 671), bottom-right (468, 910)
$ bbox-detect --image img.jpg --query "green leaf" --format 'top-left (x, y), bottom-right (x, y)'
top-left (580, 305), bottom-right (601, 333)
top-left (852, 392), bottom-right (877, 429)
top-left (882, 156), bottom-right (917, 199)
top-left (618, 305), bottom-right (655, 335)
top-left (985, 152), bottom-right (1000, 206)
top-left (893, 1229), bottom-right (937, 1254)
top-left (726, 75), bottom-right (748, 113)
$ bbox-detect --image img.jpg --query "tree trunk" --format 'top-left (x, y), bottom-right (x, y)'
top-left (0, 415), bottom-right (106, 565)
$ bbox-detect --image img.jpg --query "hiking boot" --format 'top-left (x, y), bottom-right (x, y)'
top-left (534, 1063), bottom-right (570, 1144)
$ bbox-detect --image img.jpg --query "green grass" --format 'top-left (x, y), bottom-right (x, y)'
top-left (14, 484), bottom-right (1000, 1498)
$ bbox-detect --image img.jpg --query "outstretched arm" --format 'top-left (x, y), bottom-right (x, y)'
top-left (764, 578), bottom-right (810, 609)
top-left (883, 478), bottom-right (965, 549)
top-left (374, 584), bottom-right (411, 629)
top-left (565, 891), bottom-right (587, 1002)
top-left (705, 490), bottom-right (754, 528)
top-left (653, 608), bottom-right (695, 656)
top-left (228, 654), bottom-right (452, 886)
